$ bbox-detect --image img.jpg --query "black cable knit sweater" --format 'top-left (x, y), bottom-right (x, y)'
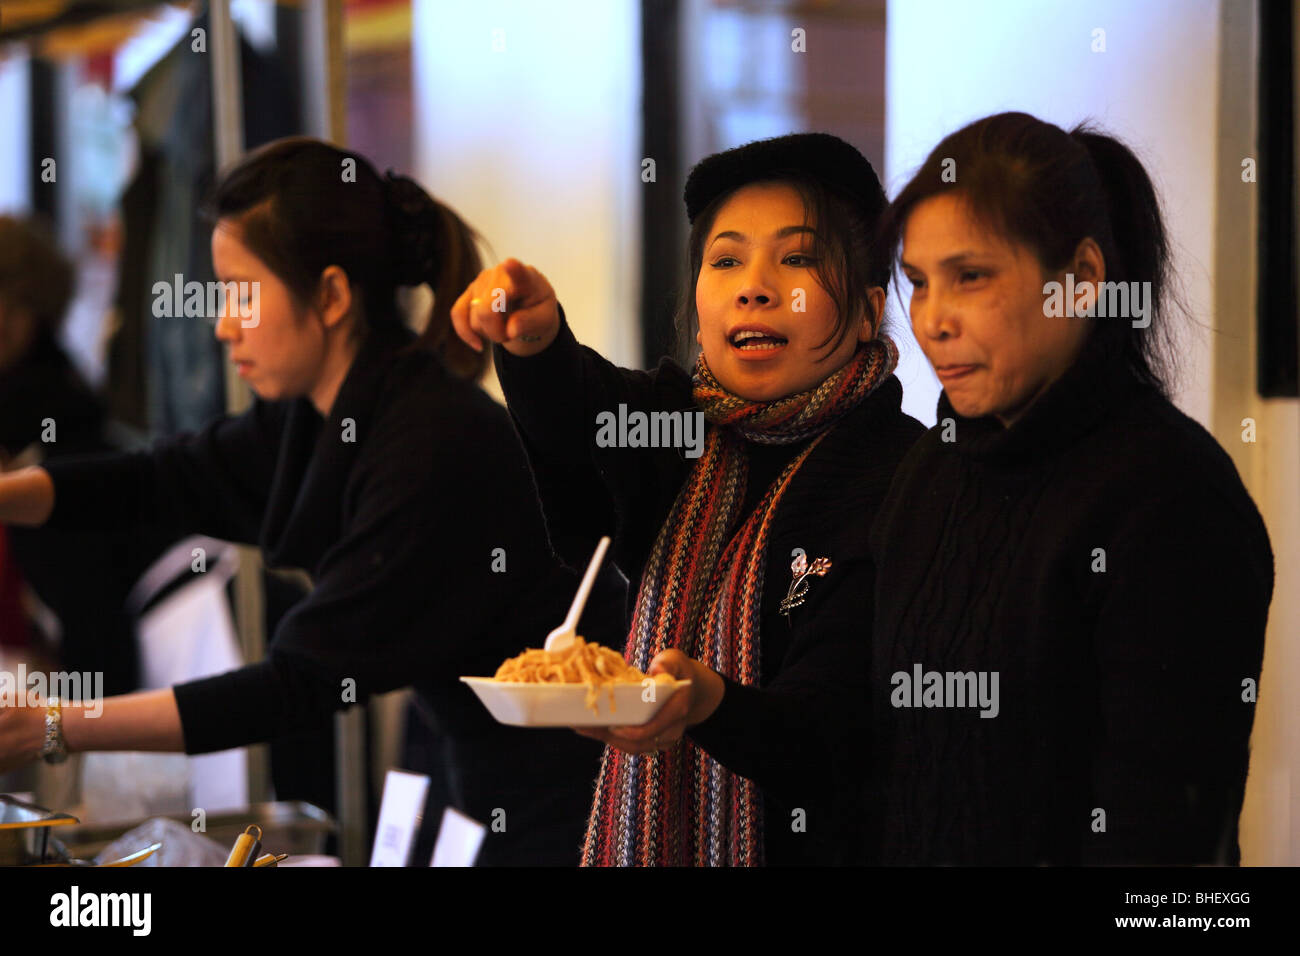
top-left (867, 340), bottom-right (1274, 865)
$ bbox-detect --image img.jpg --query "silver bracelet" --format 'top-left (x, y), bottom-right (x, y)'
top-left (42, 697), bottom-right (68, 765)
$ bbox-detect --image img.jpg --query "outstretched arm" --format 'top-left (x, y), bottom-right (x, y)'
top-left (0, 689), bottom-right (184, 773)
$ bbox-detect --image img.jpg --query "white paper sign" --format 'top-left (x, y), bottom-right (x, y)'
top-left (369, 770), bottom-right (431, 867)
top-left (430, 806), bottom-right (487, 867)
top-left (132, 538), bottom-right (246, 814)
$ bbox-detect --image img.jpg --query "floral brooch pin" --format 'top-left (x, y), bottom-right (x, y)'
top-left (779, 550), bottom-right (832, 617)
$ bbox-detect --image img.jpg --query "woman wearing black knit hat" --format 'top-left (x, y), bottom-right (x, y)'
top-left (0, 137), bottom-right (625, 866)
top-left (452, 132), bottom-right (925, 865)
top-left (872, 111), bottom-right (1273, 864)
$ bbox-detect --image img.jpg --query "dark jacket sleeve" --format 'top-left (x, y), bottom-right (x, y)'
top-left (171, 380), bottom-right (578, 753)
top-left (687, 554), bottom-right (873, 844)
top-left (492, 306), bottom-right (696, 580)
top-left (1080, 474), bottom-right (1273, 864)
top-left (171, 450), bottom-right (440, 752)
top-left (41, 400), bottom-right (283, 546)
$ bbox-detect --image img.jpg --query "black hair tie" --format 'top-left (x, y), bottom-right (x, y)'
top-left (383, 169), bottom-right (440, 287)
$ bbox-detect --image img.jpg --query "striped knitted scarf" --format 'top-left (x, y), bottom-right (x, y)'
top-left (580, 335), bottom-right (899, 866)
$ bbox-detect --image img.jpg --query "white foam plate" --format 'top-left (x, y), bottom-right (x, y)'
top-left (459, 677), bottom-right (691, 727)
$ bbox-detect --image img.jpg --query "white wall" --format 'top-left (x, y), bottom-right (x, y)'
top-left (410, 0), bottom-right (642, 398)
top-left (885, 0), bottom-right (1219, 428)
top-left (0, 51), bottom-right (31, 215)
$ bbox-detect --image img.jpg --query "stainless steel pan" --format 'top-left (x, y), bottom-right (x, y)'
top-left (0, 794), bottom-right (79, 865)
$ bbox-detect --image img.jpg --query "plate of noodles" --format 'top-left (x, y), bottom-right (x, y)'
top-left (461, 636), bottom-right (690, 727)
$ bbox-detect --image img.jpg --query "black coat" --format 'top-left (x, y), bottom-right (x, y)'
top-left (43, 322), bottom-right (627, 865)
top-left (0, 333), bottom-right (165, 695)
top-left (495, 311), bottom-right (925, 864)
top-left (867, 339), bottom-right (1274, 864)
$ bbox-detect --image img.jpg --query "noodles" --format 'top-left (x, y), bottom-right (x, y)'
top-left (493, 636), bottom-right (667, 713)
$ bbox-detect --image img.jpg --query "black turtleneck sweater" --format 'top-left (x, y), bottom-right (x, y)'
top-left (495, 309), bottom-right (925, 865)
top-left (41, 323), bottom-right (627, 865)
top-left (867, 340), bottom-right (1274, 865)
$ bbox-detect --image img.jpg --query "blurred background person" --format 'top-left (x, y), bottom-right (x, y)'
top-left (0, 214), bottom-right (167, 697)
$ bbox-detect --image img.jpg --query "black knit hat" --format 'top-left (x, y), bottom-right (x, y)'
top-left (684, 132), bottom-right (886, 228)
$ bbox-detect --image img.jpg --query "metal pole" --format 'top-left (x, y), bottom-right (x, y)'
top-left (301, 0), bottom-right (365, 867)
top-left (210, 0), bottom-right (270, 810)
top-left (210, 0), bottom-right (244, 172)
top-left (302, 0), bottom-right (346, 144)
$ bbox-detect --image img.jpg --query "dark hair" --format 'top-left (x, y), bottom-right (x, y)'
top-left (878, 111), bottom-right (1183, 394)
top-left (0, 215), bottom-right (75, 337)
top-left (674, 175), bottom-right (891, 359)
top-left (204, 137), bottom-right (486, 379)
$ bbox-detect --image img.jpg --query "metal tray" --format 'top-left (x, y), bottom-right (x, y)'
top-left (0, 794), bottom-right (80, 866)
top-left (53, 801), bottom-right (335, 862)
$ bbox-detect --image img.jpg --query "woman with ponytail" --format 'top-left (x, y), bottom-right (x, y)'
top-left (870, 112), bottom-right (1273, 864)
top-left (452, 133), bottom-right (925, 865)
top-left (0, 137), bottom-right (624, 865)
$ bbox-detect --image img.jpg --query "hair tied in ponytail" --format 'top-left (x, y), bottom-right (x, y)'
top-left (383, 169), bottom-right (440, 288)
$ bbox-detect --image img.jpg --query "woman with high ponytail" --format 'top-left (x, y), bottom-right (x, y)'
top-left (869, 112), bottom-right (1273, 864)
top-left (0, 137), bottom-right (625, 865)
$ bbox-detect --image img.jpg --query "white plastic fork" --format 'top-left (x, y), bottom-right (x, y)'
top-left (544, 536), bottom-right (612, 653)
